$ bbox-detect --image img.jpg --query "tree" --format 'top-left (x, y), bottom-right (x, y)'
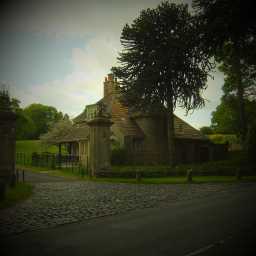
top-left (24, 104), bottom-right (63, 139)
top-left (112, 2), bottom-right (212, 166)
top-left (211, 94), bottom-right (256, 134)
top-left (246, 120), bottom-right (256, 168)
top-left (16, 112), bottom-right (36, 139)
top-left (193, 0), bottom-right (256, 145)
top-left (0, 87), bottom-right (35, 139)
top-left (40, 118), bottom-right (72, 145)
top-left (0, 87), bottom-right (11, 111)
top-left (216, 42), bottom-right (256, 141)
top-left (199, 126), bottom-right (214, 135)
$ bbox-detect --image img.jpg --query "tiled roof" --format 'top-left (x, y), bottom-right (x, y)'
top-left (174, 115), bottom-right (206, 140)
top-left (57, 123), bottom-right (89, 143)
top-left (73, 111), bottom-right (87, 124)
top-left (68, 96), bottom-right (205, 142)
top-left (110, 100), bottom-right (144, 138)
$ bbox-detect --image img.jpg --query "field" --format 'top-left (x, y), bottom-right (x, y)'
top-left (16, 140), bottom-right (66, 155)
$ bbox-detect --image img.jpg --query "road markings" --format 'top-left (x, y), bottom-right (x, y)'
top-left (184, 244), bottom-right (215, 256)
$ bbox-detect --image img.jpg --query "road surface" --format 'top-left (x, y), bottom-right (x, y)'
top-left (1, 183), bottom-right (256, 256)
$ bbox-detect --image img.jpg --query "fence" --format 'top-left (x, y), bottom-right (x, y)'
top-left (16, 152), bottom-right (80, 170)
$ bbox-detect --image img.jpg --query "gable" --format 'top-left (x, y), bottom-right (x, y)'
top-left (174, 115), bottom-right (206, 140)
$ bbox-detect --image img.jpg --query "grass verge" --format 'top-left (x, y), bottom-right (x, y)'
top-left (0, 183), bottom-right (33, 209)
top-left (16, 165), bottom-right (256, 184)
top-left (89, 175), bottom-right (256, 184)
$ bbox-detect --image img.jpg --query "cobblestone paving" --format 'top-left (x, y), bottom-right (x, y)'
top-left (1, 179), bottom-right (255, 236)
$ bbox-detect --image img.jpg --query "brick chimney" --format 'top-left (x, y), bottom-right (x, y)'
top-left (103, 73), bottom-right (117, 98)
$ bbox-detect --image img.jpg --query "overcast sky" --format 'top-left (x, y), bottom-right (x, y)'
top-left (1, 0), bottom-right (224, 128)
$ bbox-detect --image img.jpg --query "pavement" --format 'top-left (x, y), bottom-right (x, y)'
top-left (1, 170), bottom-right (256, 255)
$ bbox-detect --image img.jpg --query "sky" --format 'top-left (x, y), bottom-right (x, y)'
top-left (1, 0), bottom-right (224, 128)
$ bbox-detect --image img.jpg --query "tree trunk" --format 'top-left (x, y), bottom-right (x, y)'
top-left (234, 52), bottom-right (247, 148)
top-left (237, 78), bottom-right (247, 146)
top-left (167, 98), bottom-right (175, 167)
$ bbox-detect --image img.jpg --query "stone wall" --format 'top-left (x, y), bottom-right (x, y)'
top-left (128, 115), bottom-right (168, 164)
top-left (0, 111), bottom-right (16, 188)
top-left (87, 117), bottom-right (112, 176)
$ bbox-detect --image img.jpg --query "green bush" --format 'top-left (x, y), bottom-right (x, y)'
top-left (208, 134), bottom-right (238, 144)
top-left (101, 152), bottom-right (252, 178)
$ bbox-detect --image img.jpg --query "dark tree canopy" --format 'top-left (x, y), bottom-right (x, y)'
top-left (113, 2), bottom-right (212, 113)
top-left (199, 126), bottom-right (214, 135)
top-left (112, 2), bottom-right (212, 165)
top-left (193, 0), bottom-right (256, 61)
top-left (193, 0), bottom-right (256, 144)
top-left (218, 43), bottom-right (256, 99)
top-left (24, 103), bottom-right (64, 139)
top-left (211, 95), bottom-right (256, 134)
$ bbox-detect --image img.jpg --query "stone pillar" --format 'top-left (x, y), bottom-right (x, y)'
top-left (0, 110), bottom-right (16, 188)
top-left (87, 117), bottom-right (113, 177)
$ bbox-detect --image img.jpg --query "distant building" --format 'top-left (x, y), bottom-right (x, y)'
top-left (57, 74), bottom-right (227, 167)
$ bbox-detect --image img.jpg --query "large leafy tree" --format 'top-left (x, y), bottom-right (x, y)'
top-left (112, 2), bottom-right (212, 166)
top-left (24, 103), bottom-right (64, 139)
top-left (0, 88), bottom-right (36, 139)
top-left (13, 99), bottom-right (36, 140)
top-left (211, 94), bottom-right (256, 134)
top-left (193, 0), bottom-right (256, 144)
top-left (40, 117), bottom-right (72, 145)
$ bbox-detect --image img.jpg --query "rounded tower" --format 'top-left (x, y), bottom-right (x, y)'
top-left (131, 112), bottom-right (168, 164)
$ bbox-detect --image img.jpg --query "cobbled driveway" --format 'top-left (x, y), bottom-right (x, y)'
top-left (0, 171), bottom-right (255, 236)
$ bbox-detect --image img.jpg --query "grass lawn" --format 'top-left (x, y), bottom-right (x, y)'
top-left (89, 175), bottom-right (256, 184)
top-left (16, 164), bottom-right (85, 181)
top-left (16, 164), bottom-right (256, 184)
top-left (16, 140), bottom-right (67, 155)
top-left (0, 183), bottom-right (33, 209)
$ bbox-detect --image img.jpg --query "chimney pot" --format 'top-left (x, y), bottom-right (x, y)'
top-left (108, 73), bottom-right (114, 81)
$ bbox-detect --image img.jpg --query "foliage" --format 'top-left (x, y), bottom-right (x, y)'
top-left (199, 126), bottom-right (214, 135)
top-left (218, 43), bottom-right (256, 99)
top-left (112, 1), bottom-right (212, 166)
top-left (208, 134), bottom-right (238, 145)
top-left (193, 0), bottom-right (256, 144)
top-left (0, 86), bottom-right (11, 110)
top-left (13, 100), bottom-right (37, 140)
top-left (192, 0), bottom-right (256, 61)
top-left (211, 95), bottom-right (256, 134)
top-left (0, 88), bottom-right (68, 140)
top-left (23, 103), bottom-right (64, 139)
top-left (16, 140), bottom-right (66, 155)
top-left (0, 183), bottom-right (33, 209)
top-left (40, 117), bottom-right (72, 145)
top-left (0, 86), bottom-right (36, 139)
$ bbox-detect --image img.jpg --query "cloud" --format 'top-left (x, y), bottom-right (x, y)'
top-left (175, 70), bottom-right (224, 128)
top-left (12, 71), bottom-right (99, 118)
top-left (11, 34), bottom-right (121, 117)
top-left (4, 0), bottom-right (223, 128)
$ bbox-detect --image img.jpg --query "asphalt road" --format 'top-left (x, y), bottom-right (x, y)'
top-left (1, 185), bottom-right (256, 256)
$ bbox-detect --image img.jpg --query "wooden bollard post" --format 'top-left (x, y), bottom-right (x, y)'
top-left (187, 169), bottom-right (193, 183)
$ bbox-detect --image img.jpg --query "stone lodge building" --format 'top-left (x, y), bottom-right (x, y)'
top-left (57, 74), bottom-right (226, 173)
